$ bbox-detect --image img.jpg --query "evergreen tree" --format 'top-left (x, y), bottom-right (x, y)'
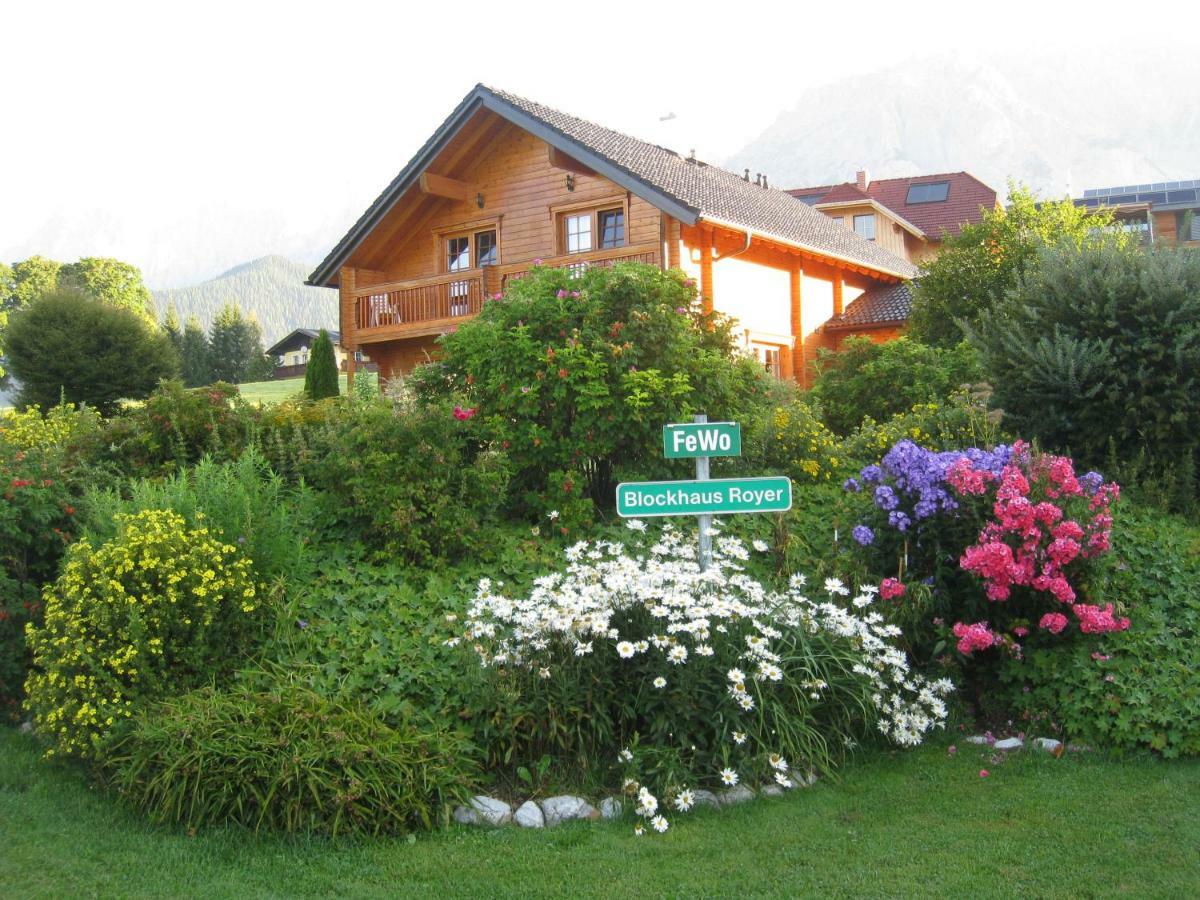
top-left (180, 315), bottom-right (211, 387)
top-left (304, 329), bottom-right (340, 400)
top-left (5, 289), bottom-right (177, 415)
top-left (162, 305), bottom-right (183, 354)
top-left (207, 302), bottom-right (272, 384)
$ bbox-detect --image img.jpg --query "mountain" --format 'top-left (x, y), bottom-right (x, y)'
top-left (153, 256), bottom-right (336, 345)
top-left (726, 54), bottom-right (1200, 198)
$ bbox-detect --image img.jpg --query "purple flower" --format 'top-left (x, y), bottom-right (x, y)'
top-left (843, 477), bottom-right (861, 493)
top-left (860, 465), bottom-right (883, 484)
top-left (852, 525), bottom-right (875, 546)
top-left (874, 485), bottom-right (899, 511)
top-left (888, 510), bottom-right (912, 532)
top-left (556, 289), bottom-right (567, 299)
top-left (297, 619), bottom-right (309, 630)
top-left (675, 306), bottom-right (688, 314)
top-left (1080, 471), bottom-right (1104, 496)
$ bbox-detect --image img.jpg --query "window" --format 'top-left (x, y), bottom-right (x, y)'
top-left (829, 215), bottom-right (845, 227)
top-left (446, 235), bottom-right (470, 272)
top-left (853, 214), bottom-right (876, 240)
top-left (751, 344), bottom-right (782, 377)
top-left (598, 208), bottom-right (625, 249)
top-left (565, 213), bottom-right (593, 253)
top-left (475, 230), bottom-right (497, 266)
top-left (906, 181), bottom-right (950, 204)
top-left (793, 193), bottom-right (826, 205)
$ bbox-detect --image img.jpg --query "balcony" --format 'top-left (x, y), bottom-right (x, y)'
top-left (353, 243), bottom-right (661, 342)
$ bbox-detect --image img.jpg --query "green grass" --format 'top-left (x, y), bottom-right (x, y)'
top-left (236, 374), bottom-right (349, 405)
top-left (2, 728), bottom-right (1197, 898)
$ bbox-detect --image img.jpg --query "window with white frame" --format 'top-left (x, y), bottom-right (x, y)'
top-left (854, 214), bottom-right (876, 241)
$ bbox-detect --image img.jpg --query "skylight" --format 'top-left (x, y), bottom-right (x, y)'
top-left (793, 193), bottom-right (826, 206)
top-left (906, 182), bottom-right (950, 204)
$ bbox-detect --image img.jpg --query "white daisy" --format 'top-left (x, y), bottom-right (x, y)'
top-left (651, 815), bottom-right (669, 833)
top-left (634, 823), bottom-right (645, 836)
top-left (667, 645), bottom-right (688, 665)
top-left (653, 676), bottom-right (667, 689)
top-left (625, 519), bottom-right (648, 532)
top-left (618, 748), bottom-right (633, 763)
top-left (720, 768), bottom-right (739, 786)
top-left (573, 641), bottom-right (593, 656)
top-left (752, 539), bottom-right (770, 552)
top-left (727, 668), bottom-right (746, 683)
top-left (768, 753), bottom-right (788, 772)
top-left (774, 772), bottom-right (793, 788)
top-left (616, 641), bottom-right (636, 659)
top-left (674, 789), bottom-right (695, 812)
top-left (732, 731), bottom-right (747, 745)
top-left (538, 667), bottom-right (551, 679)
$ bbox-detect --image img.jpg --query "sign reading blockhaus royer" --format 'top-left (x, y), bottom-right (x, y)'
top-left (616, 476), bottom-right (792, 517)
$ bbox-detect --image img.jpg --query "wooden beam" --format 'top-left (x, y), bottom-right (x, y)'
top-left (547, 146), bottom-right (596, 176)
top-left (832, 270), bottom-right (845, 317)
top-left (699, 226), bottom-right (714, 318)
top-left (339, 266), bottom-right (357, 391)
top-left (789, 263), bottom-right (804, 386)
top-left (419, 172), bottom-right (473, 201)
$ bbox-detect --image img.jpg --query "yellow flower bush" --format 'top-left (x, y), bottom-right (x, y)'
top-left (24, 508), bottom-right (260, 759)
top-left (0, 402), bottom-right (98, 451)
top-left (766, 401), bottom-right (847, 484)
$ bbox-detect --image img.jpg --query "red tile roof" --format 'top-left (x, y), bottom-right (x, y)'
top-left (788, 172), bottom-right (997, 241)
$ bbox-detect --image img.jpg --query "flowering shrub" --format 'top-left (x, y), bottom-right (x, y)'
top-left (457, 524), bottom-right (950, 833)
top-left (761, 399), bottom-right (845, 484)
top-left (24, 509), bottom-right (261, 759)
top-left (844, 439), bottom-right (1123, 672)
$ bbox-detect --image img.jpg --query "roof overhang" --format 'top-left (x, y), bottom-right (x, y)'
top-left (814, 198), bottom-right (927, 240)
top-left (698, 214), bottom-right (917, 281)
top-left (307, 86), bottom-right (701, 288)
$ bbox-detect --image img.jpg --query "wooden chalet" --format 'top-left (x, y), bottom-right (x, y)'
top-left (308, 85), bottom-right (919, 386)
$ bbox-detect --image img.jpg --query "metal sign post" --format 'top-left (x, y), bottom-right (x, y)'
top-left (694, 414), bottom-right (712, 571)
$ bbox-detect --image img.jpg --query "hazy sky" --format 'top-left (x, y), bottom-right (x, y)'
top-left (3, 0), bottom-right (1196, 288)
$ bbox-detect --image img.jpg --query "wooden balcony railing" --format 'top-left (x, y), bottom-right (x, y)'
top-left (354, 271), bottom-right (484, 337)
top-left (352, 244), bottom-right (661, 340)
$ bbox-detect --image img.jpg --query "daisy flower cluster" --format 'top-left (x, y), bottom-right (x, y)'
top-left (458, 522), bottom-right (950, 833)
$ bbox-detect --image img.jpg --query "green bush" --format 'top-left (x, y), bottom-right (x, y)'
top-left (105, 680), bottom-right (476, 835)
top-left (303, 329), bottom-right (340, 400)
top-left (24, 509), bottom-right (263, 759)
top-left (88, 381), bottom-right (256, 478)
top-left (297, 398), bottom-right (510, 565)
top-left (4, 289), bottom-right (177, 414)
top-left (999, 503), bottom-right (1200, 757)
top-left (80, 449), bottom-right (311, 586)
top-left (975, 244), bottom-right (1200, 514)
top-left (412, 263), bottom-right (770, 512)
top-left (810, 337), bottom-right (984, 435)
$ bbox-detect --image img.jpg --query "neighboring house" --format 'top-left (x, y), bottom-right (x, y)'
top-left (1073, 179), bottom-right (1200, 246)
top-left (307, 85), bottom-right (918, 387)
top-left (789, 171), bottom-right (999, 266)
top-left (265, 328), bottom-right (350, 379)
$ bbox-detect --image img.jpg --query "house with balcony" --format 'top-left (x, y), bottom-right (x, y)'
top-left (307, 85), bottom-right (918, 387)
top-left (1073, 179), bottom-right (1200, 246)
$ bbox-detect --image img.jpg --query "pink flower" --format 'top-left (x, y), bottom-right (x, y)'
top-left (948, 745), bottom-right (957, 756)
top-left (880, 578), bottom-right (906, 600)
top-left (532, 258), bottom-right (543, 265)
top-left (1013, 626), bottom-right (1029, 637)
top-left (556, 289), bottom-right (567, 299)
top-left (452, 405), bottom-right (477, 421)
top-left (979, 769), bottom-right (990, 778)
top-left (1073, 603), bottom-right (1130, 634)
top-left (952, 621), bottom-right (997, 655)
top-left (1038, 612), bottom-right (1069, 634)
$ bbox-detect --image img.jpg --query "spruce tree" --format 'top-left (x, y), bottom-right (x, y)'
top-left (304, 329), bottom-right (339, 400)
top-left (180, 316), bottom-right (211, 387)
top-left (208, 302), bottom-right (271, 384)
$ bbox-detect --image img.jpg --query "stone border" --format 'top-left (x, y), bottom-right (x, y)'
top-left (452, 776), bottom-right (819, 829)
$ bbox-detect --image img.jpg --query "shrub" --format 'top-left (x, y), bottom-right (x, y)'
top-left (0, 402), bottom-right (102, 718)
top-left (412, 263), bottom-right (770, 511)
top-left (297, 398), bottom-right (510, 564)
top-left (90, 381), bottom-right (255, 478)
top-left (998, 504), bottom-right (1200, 757)
top-left (4, 289), bottom-right (178, 414)
top-left (974, 244), bottom-right (1200, 514)
top-left (810, 337), bottom-right (984, 435)
top-left (458, 525), bottom-right (950, 832)
top-left (841, 440), bottom-right (1122, 698)
top-left (105, 679), bottom-right (476, 835)
top-left (755, 398), bottom-right (846, 485)
top-left (303, 329), bottom-right (340, 400)
top-left (24, 509), bottom-right (262, 759)
top-left (80, 449), bottom-right (311, 586)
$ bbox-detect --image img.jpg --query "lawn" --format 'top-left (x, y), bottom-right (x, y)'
top-left (2, 728), bottom-right (1196, 898)
top-left (236, 375), bottom-right (347, 405)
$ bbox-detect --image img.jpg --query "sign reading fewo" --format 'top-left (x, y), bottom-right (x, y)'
top-left (662, 421), bottom-right (741, 459)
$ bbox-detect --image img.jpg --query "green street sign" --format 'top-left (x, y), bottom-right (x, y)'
top-left (617, 476), bottom-right (792, 517)
top-left (663, 421), bottom-right (741, 458)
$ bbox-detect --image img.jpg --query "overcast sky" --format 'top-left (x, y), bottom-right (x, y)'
top-left (3, 0), bottom-right (1196, 288)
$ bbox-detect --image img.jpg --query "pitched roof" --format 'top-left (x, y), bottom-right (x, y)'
top-left (309, 85), bottom-right (917, 287)
top-left (265, 328), bottom-right (341, 357)
top-left (789, 172), bottom-right (997, 241)
top-left (824, 281), bottom-right (914, 330)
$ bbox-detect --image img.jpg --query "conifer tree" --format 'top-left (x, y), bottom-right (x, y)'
top-left (180, 315), bottom-right (211, 387)
top-left (304, 329), bottom-right (339, 400)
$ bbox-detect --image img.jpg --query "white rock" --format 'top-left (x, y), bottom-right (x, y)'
top-left (454, 795), bottom-right (512, 826)
top-left (993, 737), bottom-right (1024, 751)
top-left (539, 795), bottom-right (598, 827)
top-left (598, 797), bottom-right (622, 820)
top-left (692, 789), bottom-right (721, 809)
top-left (514, 800), bottom-right (544, 828)
top-left (760, 784), bottom-right (785, 797)
top-left (19, 720), bottom-right (33, 734)
top-left (1035, 737), bottom-right (1064, 753)
top-left (718, 785), bottom-right (755, 806)
top-left (965, 735), bottom-right (991, 745)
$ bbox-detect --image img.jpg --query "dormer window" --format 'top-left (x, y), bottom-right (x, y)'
top-left (906, 181), bottom-right (950, 204)
top-left (853, 214), bottom-right (876, 241)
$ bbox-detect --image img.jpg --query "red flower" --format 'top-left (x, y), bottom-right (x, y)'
top-left (452, 406), bottom-right (477, 421)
